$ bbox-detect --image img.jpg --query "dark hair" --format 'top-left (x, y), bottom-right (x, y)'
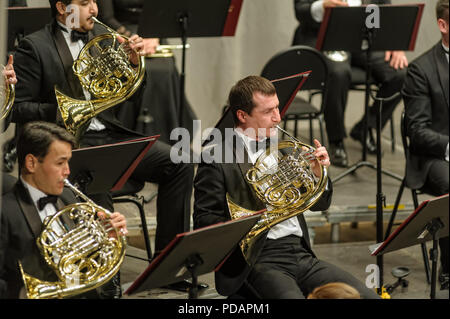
top-left (437, 0), bottom-right (449, 21)
top-left (17, 121), bottom-right (76, 173)
top-left (228, 75), bottom-right (276, 125)
top-left (49, 0), bottom-right (72, 18)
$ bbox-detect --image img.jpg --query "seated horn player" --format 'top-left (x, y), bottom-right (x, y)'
top-left (11, 0), bottom-right (197, 295)
top-left (0, 121), bottom-right (128, 299)
top-left (194, 76), bottom-right (379, 299)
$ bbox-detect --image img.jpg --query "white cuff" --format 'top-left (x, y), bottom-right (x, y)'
top-left (311, 1), bottom-right (325, 23)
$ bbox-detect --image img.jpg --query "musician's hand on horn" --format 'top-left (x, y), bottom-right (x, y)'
top-left (97, 211), bottom-right (128, 238)
top-left (117, 34), bottom-right (145, 66)
top-left (310, 139), bottom-right (330, 177)
top-left (3, 55), bottom-right (17, 85)
top-left (143, 38), bottom-right (159, 56)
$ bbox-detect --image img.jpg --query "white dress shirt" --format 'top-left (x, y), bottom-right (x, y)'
top-left (311, 0), bottom-right (362, 22)
top-left (57, 22), bottom-right (106, 132)
top-left (20, 177), bottom-right (65, 237)
top-left (235, 128), bottom-right (304, 239)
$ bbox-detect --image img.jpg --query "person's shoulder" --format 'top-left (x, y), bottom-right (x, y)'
top-left (16, 22), bottom-right (54, 52)
top-left (410, 43), bottom-right (439, 69)
top-left (1, 184), bottom-right (21, 212)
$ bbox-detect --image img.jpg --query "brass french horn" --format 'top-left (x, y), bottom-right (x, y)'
top-left (19, 179), bottom-right (126, 299)
top-left (227, 126), bottom-right (328, 262)
top-left (56, 17), bottom-right (145, 141)
top-left (0, 64), bottom-right (15, 121)
top-left (147, 44), bottom-right (190, 58)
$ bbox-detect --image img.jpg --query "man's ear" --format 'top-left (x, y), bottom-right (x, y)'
top-left (236, 110), bottom-right (247, 125)
top-left (55, 1), bottom-right (67, 16)
top-left (438, 18), bottom-right (449, 35)
top-left (24, 154), bottom-right (37, 174)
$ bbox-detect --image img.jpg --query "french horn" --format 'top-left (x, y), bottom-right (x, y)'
top-left (56, 17), bottom-right (145, 141)
top-left (19, 179), bottom-right (126, 299)
top-left (227, 126), bottom-right (328, 262)
top-left (147, 44), bottom-right (190, 58)
top-left (0, 64), bottom-right (15, 121)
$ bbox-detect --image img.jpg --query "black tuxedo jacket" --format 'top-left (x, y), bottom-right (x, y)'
top-left (11, 19), bottom-right (144, 139)
top-left (193, 136), bottom-right (333, 296)
top-left (0, 181), bottom-right (77, 299)
top-left (402, 42), bottom-right (449, 190)
top-left (292, 0), bottom-right (389, 46)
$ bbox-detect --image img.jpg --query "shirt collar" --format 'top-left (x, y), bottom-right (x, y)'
top-left (20, 176), bottom-right (49, 210)
top-left (57, 20), bottom-right (71, 34)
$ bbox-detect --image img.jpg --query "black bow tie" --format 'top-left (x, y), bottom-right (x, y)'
top-left (37, 195), bottom-right (58, 211)
top-left (70, 30), bottom-right (89, 44)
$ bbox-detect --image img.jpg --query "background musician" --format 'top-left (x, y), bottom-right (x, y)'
top-left (194, 75), bottom-right (379, 299)
top-left (0, 121), bottom-right (128, 299)
top-left (402, 0), bottom-right (449, 291)
top-left (293, 0), bottom-right (408, 167)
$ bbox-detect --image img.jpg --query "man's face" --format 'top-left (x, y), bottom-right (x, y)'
top-left (240, 92), bottom-right (281, 139)
top-left (29, 140), bottom-right (72, 196)
top-left (61, 0), bottom-right (98, 32)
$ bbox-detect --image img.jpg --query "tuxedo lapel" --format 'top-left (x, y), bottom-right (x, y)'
top-left (52, 21), bottom-right (85, 100)
top-left (14, 182), bottom-right (42, 239)
top-left (232, 136), bottom-right (266, 211)
top-left (433, 42), bottom-right (449, 108)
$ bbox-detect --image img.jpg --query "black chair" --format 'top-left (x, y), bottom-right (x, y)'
top-left (112, 179), bottom-right (154, 262)
top-left (385, 110), bottom-right (431, 284)
top-left (350, 66), bottom-right (396, 153)
top-left (260, 45), bottom-right (329, 145)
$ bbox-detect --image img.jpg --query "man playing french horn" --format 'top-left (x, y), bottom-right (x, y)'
top-left (0, 121), bottom-right (128, 299)
top-left (194, 76), bottom-right (379, 299)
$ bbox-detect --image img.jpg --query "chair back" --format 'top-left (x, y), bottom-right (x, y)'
top-left (400, 110), bottom-right (411, 160)
top-left (261, 45), bottom-right (329, 91)
top-left (261, 46), bottom-right (329, 114)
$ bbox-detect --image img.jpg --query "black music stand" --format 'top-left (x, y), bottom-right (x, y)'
top-left (316, 4), bottom-right (424, 292)
top-left (69, 136), bottom-right (158, 194)
top-left (7, 7), bottom-right (51, 53)
top-left (124, 213), bottom-right (262, 299)
top-left (69, 136), bottom-right (158, 261)
top-left (371, 194), bottom-right (449, 299)
top-left (137, 0), bottom-right (243, 125)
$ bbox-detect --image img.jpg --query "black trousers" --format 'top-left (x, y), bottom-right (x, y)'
top-left (81, 129), bottom-right (194, 253)
top-left (324, 52), bottom-right (405, 143)
top-left (246, 235), bottom-right (380, 299)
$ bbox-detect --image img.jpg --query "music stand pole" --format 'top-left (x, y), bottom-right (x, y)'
top-left (328, 16), bottom-right (402, 185)
top-left (185, 254), bottom-right (202, 299)
top-left (426, 218), bottom-right (444, 299)
top-left (178, 14), bottom-right (188, 126)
